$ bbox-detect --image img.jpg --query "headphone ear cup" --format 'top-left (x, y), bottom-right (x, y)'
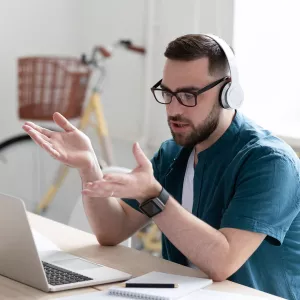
top-left (226, 85), bottom-right (244, 109)
top-left (219, 83), bottom-right (231, 109)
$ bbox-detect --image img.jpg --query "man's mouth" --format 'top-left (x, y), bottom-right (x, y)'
top-left (170, 121), bottom-right (190, 128)
top-left (169, 121), bottom-right (191, 136)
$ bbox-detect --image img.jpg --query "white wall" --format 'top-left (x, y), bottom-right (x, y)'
top-left (234, 0), bottom-right (300, 141)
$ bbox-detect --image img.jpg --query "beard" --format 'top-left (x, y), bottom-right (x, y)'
top-left (168, 102), bottom-right (220, 148)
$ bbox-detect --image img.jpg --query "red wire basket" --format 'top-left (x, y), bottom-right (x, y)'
top-left (18, 57), bottom-right (91, 120)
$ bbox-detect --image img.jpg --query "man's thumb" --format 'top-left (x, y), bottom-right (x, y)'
top-left (53, 112), bottom-right (76, 132)
top-left (133, 142), bottom-right (150, 167)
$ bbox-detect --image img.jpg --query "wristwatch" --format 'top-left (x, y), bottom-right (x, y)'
top-left (139, 187), bottom-right (170, 218)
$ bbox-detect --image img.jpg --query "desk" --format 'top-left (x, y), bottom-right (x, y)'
top-left (0, 213), bottom-right (284, 299)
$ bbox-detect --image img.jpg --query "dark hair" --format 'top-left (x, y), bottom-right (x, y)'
top-left (164, 34), bottom-right (229, 77)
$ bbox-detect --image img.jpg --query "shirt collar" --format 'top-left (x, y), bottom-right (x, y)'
top-left (196, 110), bottom-right (243, 159)
top-left (169, 110), bottom-right (243, 168)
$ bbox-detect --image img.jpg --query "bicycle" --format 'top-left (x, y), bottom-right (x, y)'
top-left (0, 39), bottom-right (145, 214)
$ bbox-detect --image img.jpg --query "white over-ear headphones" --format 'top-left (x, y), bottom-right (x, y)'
top-left (204, 34), bottom-right (244, 110)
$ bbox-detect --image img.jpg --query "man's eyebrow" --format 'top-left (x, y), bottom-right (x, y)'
top-left (159, 82), bottom-right (171, 91)
top-left (160, 82), bottom-right (201, 92)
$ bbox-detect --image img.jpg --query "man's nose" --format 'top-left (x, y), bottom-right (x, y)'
top-left (166, 96), bottom-right (184, 115)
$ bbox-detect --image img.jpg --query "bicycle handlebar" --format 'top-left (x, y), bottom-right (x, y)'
top-left (81, 39), bottom-right (145, 66)
top-left (119, 40), bottom-right (146, 54)
top-left (97, 46), bottom-right (112, 58)
top-left (80, 39), bottom-right (145, 90)
top-left (125, 45), bottom-right (145, 54)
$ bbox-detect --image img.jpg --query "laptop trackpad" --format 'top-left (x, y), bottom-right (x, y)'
top-left (53, 258), bottom-right (101, 271)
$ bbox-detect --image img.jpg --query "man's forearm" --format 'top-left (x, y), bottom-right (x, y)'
top-left (79, 159), bottom-right (128, 245)
top-left (153, 197), bottom-right (230, 281)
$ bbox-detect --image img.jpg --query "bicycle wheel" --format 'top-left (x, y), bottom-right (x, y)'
top-left (0, 132), bottom-right (82, 222)
top-left (0, 133), bottom-right (41, 210)
top-left (0, 129), bottom-right (63, 212)
top-left (0, 134), bottom-right (32, 152)
top-left (0, 129), bottom-right (115, 218)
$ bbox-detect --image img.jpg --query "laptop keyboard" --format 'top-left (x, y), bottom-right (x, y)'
top-left (42, 261), bottom-right (93, 286)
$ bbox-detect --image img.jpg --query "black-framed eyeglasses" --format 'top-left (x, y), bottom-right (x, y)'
top-left (150, 77), bottom-right (229, 107)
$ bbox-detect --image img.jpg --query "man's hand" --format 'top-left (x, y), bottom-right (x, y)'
top-left (82, 142), bottom-right (161, 202)
top-left (22, 112), bottom-right (99, 172)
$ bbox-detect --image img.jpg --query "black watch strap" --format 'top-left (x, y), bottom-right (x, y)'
top-left (139, 187), bottom-right (170, 218)
top-left (158, 187), bottom-right (169, 205)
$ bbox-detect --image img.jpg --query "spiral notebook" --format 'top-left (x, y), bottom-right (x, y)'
top-left (55, 272), bottom-right (264, 300)
top-left (107, 271), bottom-right (212, 300)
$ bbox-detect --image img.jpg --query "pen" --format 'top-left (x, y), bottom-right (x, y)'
top-left (120, 283), bottom-right (179, 288)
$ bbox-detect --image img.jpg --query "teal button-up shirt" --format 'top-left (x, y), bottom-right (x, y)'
top-left (123, 111), bottom-right (300, 300)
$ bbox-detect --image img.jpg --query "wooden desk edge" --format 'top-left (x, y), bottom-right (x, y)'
top-left (26, 212), bottom-right (285, 300)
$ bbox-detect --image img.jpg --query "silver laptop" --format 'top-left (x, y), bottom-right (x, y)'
top-left (0, 193), bottom-right (132, 292)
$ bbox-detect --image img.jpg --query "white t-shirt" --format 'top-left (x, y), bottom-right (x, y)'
top-left (182, 148), bottom-right (195, 213)
top-left (181, 148), bottom-right (198, 269)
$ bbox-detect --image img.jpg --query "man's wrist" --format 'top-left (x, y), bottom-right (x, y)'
top-left (139, 185), bottom-right (170, 218)
top-left (138, 181), bottom-right (162, 204)
top-left (79, 156), bottom-right (102, 183)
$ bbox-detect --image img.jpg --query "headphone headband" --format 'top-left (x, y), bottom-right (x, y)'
top-left (203, 34), bottom-right (238, 86)
top-left (203, 33), bottom-right (244, 109)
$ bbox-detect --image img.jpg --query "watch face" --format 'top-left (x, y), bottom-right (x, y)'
top-left (141, 200), bottom-right (162, 217)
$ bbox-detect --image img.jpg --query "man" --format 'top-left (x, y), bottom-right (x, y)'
top-left (23, 34), bottom-right (300, 299)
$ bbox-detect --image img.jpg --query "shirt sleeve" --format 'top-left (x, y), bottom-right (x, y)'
top-left (221, 150), bottom-right (300, 245)
top-left (121, 148), bottom-right (161, 214)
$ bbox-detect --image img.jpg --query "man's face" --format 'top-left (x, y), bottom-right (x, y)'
top-left (161, 58), bottom-right (222, 148)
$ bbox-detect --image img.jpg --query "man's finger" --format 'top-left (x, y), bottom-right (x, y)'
top-left (82, 183), bottom-right (121, 198)
top-left (82, 189), bottom-right (102, 197)
top-left (27, 129), bottom-right (60, 157)
top-left (84, 180), bottom-right (121, 191)
top-left (26, 128), bottom-right (49, 145)
top-left (82, 189), bottom-right (115, 198)
top-left (103, 173), bottom-right (130, 185)
top-left (22, 125), bottom-right (50, 143)
top-left (132, 142), bottom-right (151, 168)
top-left (53, 112), bottom-right (76, 132)
top-left (42, 141), bottom-right (60, 158)
top-left (23, 122), bottom-right (52, 138)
